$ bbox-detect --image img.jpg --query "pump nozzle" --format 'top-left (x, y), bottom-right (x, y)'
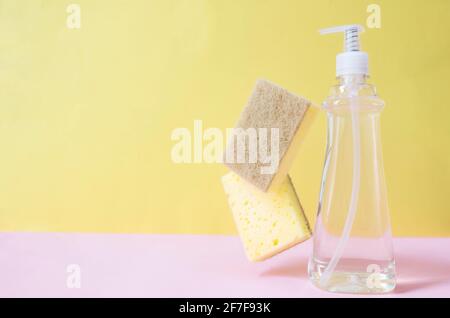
top-left (320, 25), bottom-right (364, 52)
top-left (319, 24), bottom-right (368, 76)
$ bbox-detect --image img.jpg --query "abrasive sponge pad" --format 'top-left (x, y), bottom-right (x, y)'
top-left (224, 79), bottom-right (315, 192)
top-left (222, 171), bottom-right (311, 262)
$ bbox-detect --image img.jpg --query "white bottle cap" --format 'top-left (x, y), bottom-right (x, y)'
top-left (319, 25), bottom-right (368, 76)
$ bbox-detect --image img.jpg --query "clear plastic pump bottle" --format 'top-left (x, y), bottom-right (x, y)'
top-left (308, 25), bottom-right (396, 293)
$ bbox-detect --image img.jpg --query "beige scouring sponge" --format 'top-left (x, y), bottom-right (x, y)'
top-left (224, 79), bottom-right (315, 192)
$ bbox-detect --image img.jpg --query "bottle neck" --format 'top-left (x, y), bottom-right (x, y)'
top-left (337, 74), bottom-right (368, 86)
top-left (325, 73), bottom-right (384, 112)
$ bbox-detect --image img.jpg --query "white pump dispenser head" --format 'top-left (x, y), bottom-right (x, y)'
top-left (320, 24), bottom-right (368, 77)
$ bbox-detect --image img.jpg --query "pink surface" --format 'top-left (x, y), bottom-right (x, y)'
top-left (0, 233), bottom-right (449, 297)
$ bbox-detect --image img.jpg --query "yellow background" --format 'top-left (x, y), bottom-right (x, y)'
top-left (0, 0), bottom-right (449, 235)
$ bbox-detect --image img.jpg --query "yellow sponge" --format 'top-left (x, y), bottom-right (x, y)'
top-left (222, 171), bottom-right (311, 262)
